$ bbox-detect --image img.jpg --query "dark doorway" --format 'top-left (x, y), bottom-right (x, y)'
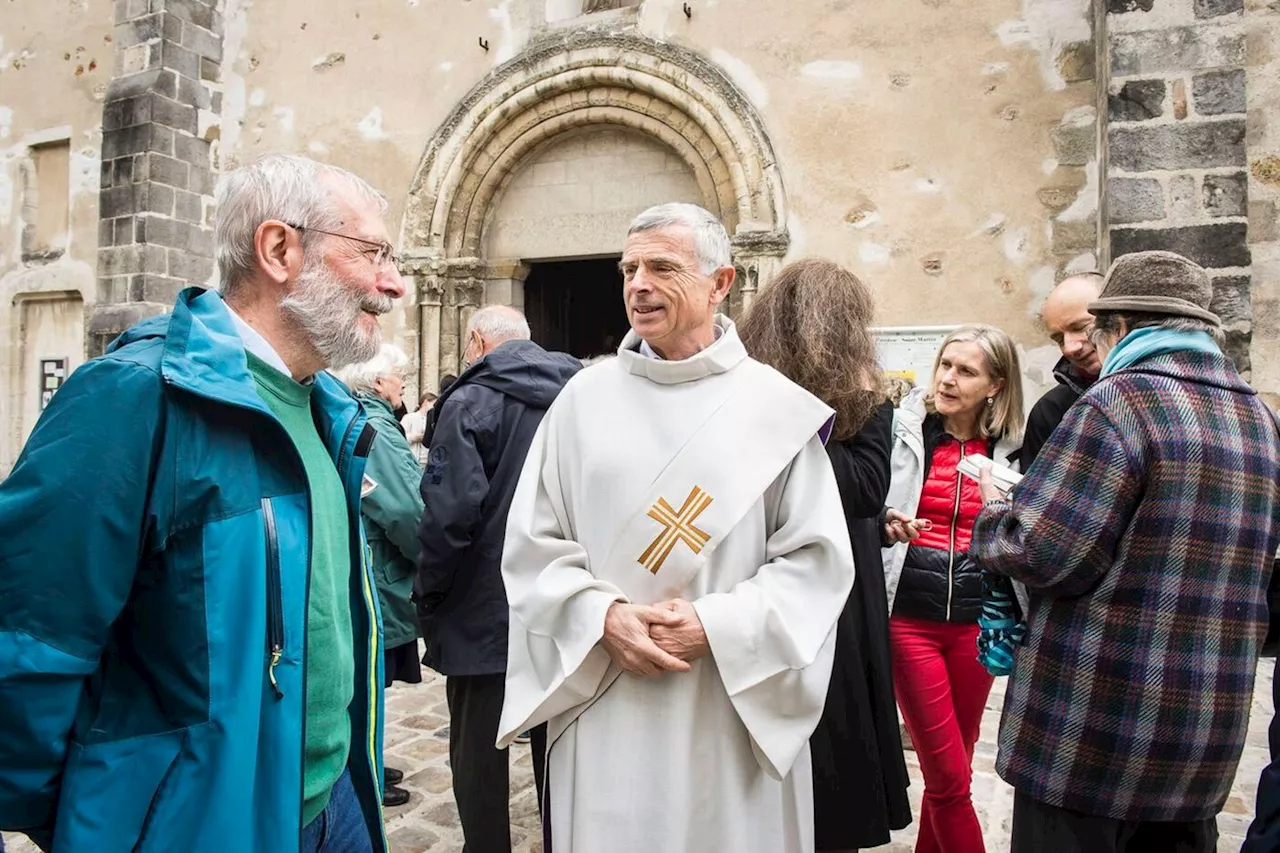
top-left (523, 257), bottom-right (630, 360)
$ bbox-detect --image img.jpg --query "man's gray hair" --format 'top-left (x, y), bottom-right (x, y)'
top-left (332, 343), bottom-right (410, 395)
top-left (627, 203), bottom-right (732, 276)
top-left (467, 305), bottom-right (531, 343)
top-left (1090, 311), bottom-right (1227, 349)
top-left (214, 153), bottom-right (388, 297)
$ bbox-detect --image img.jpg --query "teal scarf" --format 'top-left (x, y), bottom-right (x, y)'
top-left (1100, 325), bottom-right (1221, 377)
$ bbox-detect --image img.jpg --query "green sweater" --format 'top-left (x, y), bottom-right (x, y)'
top-left (246, 352), bottom-right (354, 827)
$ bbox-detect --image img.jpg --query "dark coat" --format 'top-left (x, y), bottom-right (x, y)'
top-left (1019, 357), bottom-right (1096, 470)
top-left (812, 401), bottom-right (913, 849)
top-left (973, 350), bottom-right (1280, 821)
top-left (415, 339), bottom-right (581, 676)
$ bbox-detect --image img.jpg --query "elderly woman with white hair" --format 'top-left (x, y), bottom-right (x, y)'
top-left (333, 343), bottom-right (425, 809)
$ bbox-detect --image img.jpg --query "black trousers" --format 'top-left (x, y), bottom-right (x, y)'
top-left (1243, 655), bottom-right (1280, 852)
top-left (1011, 789), bottom-right (1218, 853)
top-left (445, 673), bottom-right (547, 853)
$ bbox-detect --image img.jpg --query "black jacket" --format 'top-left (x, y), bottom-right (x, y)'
top-left (415, 340), bottom-right (581, 676)
top-left (1020, 357), bottom-right (1096, 470)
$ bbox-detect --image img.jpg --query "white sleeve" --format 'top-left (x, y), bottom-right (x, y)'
top-left (691, 434), bottom-right (855, 779)
top-left (497, 406), bottom-right (627, 748)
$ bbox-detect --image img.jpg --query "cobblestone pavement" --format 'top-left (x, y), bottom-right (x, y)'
top-left (4, 657), bottom-right (1274, 852)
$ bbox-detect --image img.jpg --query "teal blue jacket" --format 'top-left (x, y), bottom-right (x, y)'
top-left (0, 288), bottom-right (387, 852)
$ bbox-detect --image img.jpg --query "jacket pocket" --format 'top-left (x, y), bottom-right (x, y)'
top-left (53, 728), bottom-right (185, 853)
top-left (262, 498), bottom-right (285, 700)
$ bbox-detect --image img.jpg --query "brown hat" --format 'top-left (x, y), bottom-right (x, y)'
top-left (1088, 250), bottom-right (1220, 326)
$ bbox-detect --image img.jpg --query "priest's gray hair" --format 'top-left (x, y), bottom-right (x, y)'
top-left (467, 305), bottom-right (531, 343)
top-left (215, 153), bottom-right (388, 298)
top-left (332, 343), bottom-right (410, 395)
top-left (628, 202), bottom-right (732, 276)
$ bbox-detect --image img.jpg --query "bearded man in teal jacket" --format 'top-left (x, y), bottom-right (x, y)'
top-left (0, 154), bottom-right (407, 852)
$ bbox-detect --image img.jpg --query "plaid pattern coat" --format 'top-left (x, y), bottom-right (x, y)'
top-left (972, 350), bottom-right (1280, 821)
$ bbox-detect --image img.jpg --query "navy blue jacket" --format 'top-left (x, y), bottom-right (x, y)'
top-left (415, 340), bottom-right (580, 676)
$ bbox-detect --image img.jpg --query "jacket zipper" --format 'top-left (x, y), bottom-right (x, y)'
top-left (946, 439), bottom-right (966, 622)
top-left (262, 498), bottom-right (285, 700)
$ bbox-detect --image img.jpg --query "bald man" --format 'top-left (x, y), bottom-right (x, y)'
top-left (414, 305), bottom-right (580, 852)
top-left (1021, 273), bottom-right (1105, 469)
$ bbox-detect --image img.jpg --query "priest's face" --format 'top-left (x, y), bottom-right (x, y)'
top-left (620, 226), bottom-right (733, 360)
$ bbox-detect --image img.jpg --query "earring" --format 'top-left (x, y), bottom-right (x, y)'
top-left (986, 396), bottom-right (994, 407)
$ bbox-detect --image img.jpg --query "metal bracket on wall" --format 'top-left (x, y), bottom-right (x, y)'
top-left (479, 36), bottom-right (489, 51)
top-left (683, 3), bottom-right (692, 18)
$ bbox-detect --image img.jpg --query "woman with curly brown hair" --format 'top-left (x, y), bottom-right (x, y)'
top-left (739, 258), bottom-right (912, 851)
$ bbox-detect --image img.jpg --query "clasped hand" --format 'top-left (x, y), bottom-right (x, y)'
top-left (600, 599), bottom-right (710, 678)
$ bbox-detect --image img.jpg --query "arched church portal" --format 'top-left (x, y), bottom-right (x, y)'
top-left (399, 33), bottom-right (790, 389)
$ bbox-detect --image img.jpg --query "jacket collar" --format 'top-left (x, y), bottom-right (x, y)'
top-left (617, 315), bottom-right (745, 385)
top-left (1104, 349), bottom-right (1255, 396)
top-left (133, 287), bottom-right (362, 435)
top-left (1051, 356), bottom-right (1097, 397)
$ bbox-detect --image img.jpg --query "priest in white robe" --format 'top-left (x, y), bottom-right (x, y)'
top-left (497, 202), bottom-right (856, 853)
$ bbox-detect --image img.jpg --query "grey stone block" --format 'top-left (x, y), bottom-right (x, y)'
top-left (173, 133), bottom-right (210, 168)
top-left (163, 12), bottom-right (183, 44)
top-left (167, 247), bottom-right (213, 283)
top-left (1057, 41), bottom-right (1095, 83)
top-left (116, 13), bottom-right (163, 48)
top-left (1194, 0), bottom-right (1243, 17)
top-left (1052, 118), bottom-right (1096, 167)
top-left (174, 189), bottom-right (203, 223)
top-left (1110, 221), bottom-right (1250, 268)
top-left (1108, 79), bottom-right (1165, 121)
top-left (99, 219), bottom-right (115, 247)
top-left (163, 0), bottom-right (216, 32)
top-left (1108, 120), bottom-right (1245, 171)
top-left (99, 185), bottom-right (137, 219)
top-left (182, 22), bottom-right (223, 62)
top-left (1111, 27), bottom-right (1244, 76)
top-left (158, 42), bottom-right (200, 81)
top-left (99, 244), bottom-right (144, 277)
top-left (149, 94), bottom-right (197, 135)
top-left (1109, 177), bottom-right (1166, 223)
top-left (178, 75), bottom-right (212, 110)
top-left (148, 153), bottom-right (189, 189)
top-left (144, 183), bottom-right (175, 216)
top-left (200, 56), bottom-right (220, 82)
top-left (138, 273), bottom-right (188, 304)
top-left (1169, 174), bottom-right (1198, 218)
top-left (1193, 69), bottom-right (1245, 116)
top-left (1211, 275), bottom-right (1251, 325)
top-left (1052, 218), bottom-right (1098, 253)
top-left (1108, 0), bottom-right (1154, 10)
top-left (1202, 172), bottom-right (1247, 217)
top-left (1224, 328), bottom-right (1250, 375)
top-left (114, 217), bottom-right (136, 247)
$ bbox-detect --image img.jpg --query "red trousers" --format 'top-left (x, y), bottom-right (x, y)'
top-left (890, 616), bottom-right (994, 853)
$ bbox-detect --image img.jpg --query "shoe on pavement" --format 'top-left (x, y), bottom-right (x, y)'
top-left (385, 766), bottom-right (404, 785)
top-left (383, 785), bottom-right (411, 808)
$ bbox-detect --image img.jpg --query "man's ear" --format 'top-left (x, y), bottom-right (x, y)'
top-left (709, 264), bottom-right (736, 305)
top-left (254, 220), bottom-right (304, 286)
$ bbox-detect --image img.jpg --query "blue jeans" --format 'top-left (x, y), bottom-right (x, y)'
top-left (300, 769), bottom-right (374, 853)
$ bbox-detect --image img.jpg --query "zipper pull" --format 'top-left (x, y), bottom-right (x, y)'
top-left (269, 646), bottom-right (284, 700)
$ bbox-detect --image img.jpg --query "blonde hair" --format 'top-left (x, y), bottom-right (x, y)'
top-left (927, 324), bottom-right (1024, 443)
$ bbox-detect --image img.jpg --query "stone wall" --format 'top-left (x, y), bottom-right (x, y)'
top-left (1104, 0), bottom-right (1253, 371)
top-left (91, 0), bottom-right (223, 355)
top-left (1244, 0), bottom-right (1280, 407)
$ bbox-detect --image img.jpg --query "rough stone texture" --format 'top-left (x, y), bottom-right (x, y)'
top-left (1051, 110), bottom-right (1098, 167)
top-left (94, 0), bottom-right (221, 345)
top-left (1109, 0), bottom-right (1156, 11)
top-left (1110, 177), bottom-right (1167, 222)
top-left (1171, 173), bottom-right (1201, 217)
top-left (1213, 274), bottom-right (1253, 325)
top-left (1111, 27), bottom-right (1245, 75)
top-left (1108, 79), bottom-right (1166, 121)
top-left (1194, 68), bottom-right (1248, 115)
top-left (1109, 121), bottom-right (1247, 171)
top-left (10, 658), bottom-right (1275, 853)
top-left (1196, 0), bottom-right (1246, 17)
top-left (1111, 221), bottom-right (1251, 267)
top-left (1204, 171), bottom-right (1250, 216)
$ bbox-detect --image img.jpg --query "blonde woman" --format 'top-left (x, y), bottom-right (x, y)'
top-left (881, 325), bottom-right (1024, 853)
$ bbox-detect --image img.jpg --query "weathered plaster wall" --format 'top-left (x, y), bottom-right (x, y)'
top-left (0, 0), bottom-right (112, 472)
top-left (218, 0), bottom-right (1097, 395)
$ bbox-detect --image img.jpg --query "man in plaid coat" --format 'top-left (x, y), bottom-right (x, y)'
top-left (971, 250), bottom-right (1280, 853)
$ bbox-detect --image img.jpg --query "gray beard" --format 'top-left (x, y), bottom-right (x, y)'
top-left (280, 263), bottom-right (392, 369)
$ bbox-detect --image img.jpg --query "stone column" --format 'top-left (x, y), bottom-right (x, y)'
top-left (91, 0), bottom-right (224, 355)
top-left (402, 254), bottom-right (447, 394)
top-left (440, 258), bottom-right (484, 379)
top-left (1104, 0), bottom-right (1251, 371)
top-left (729, 230), bottom-right (789, 318)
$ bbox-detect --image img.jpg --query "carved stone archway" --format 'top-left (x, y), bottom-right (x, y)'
top-left (400, 31), bottom-right (790, 389)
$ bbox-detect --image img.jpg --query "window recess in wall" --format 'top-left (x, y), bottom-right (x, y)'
top-left (23, 140), bottom-right (71, 262)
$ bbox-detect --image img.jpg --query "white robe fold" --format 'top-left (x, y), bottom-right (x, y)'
top-left (498, 319), bottom-right (855, 853)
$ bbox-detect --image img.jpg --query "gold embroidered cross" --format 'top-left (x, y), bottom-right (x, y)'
top-left (638, 486), bottom-right (714, 574)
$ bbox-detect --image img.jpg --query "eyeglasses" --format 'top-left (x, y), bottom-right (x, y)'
top-left (286, 223), bottom-right (400, 269)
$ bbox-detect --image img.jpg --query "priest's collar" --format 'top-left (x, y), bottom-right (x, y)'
top-left (617, 315), bottom-right (746, 385)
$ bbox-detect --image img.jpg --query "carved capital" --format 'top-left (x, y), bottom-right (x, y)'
top-left (730, 229), bottom-right (790, 258)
